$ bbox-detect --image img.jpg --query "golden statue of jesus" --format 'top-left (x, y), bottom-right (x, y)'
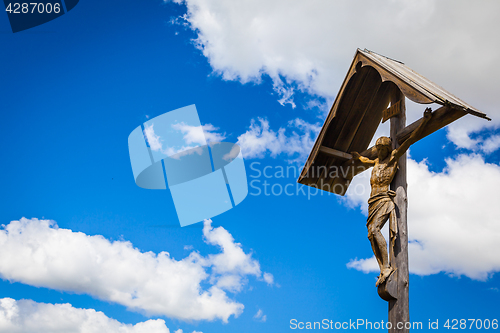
top-left (351, 108), bottom-right (432, 286)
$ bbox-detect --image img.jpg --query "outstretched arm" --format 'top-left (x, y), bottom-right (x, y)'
top-left (390, 108), bottom-right (433, 164)
top-left (350, 151), bottom-right (376, 168)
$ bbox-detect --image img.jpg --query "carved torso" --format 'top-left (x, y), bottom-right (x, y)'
top-left (370, 154), bottom-right (398, 197)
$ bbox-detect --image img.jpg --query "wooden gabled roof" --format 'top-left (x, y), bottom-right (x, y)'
top-left (297, 49), bottom-right (489, 195)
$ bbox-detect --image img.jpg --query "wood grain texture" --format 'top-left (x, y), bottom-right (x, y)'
top-left (378, 268), bottom-right (398, 301)
top-left (347, 81), bottom-right (393, 153)
top-left (388, 89), bottom-right (410, 333)
top-left (358, 53), bottom-right (435, 104)
top-left (331, 66), bottom-right (382, 151)
top-left (319, 146), bottom-right (352, 160)
top-left (396, 106), bottom-right (466, 145)
top-left (298, 57), bottom-right (363, 183)
top-left (323, 64), bottom-right (372, 148)
top-left (382, 100), bottom-right (402, 123)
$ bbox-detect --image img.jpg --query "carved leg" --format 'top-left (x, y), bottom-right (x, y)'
top-left (368, 228), bottom-right (384, 271)
top-left (368, 213), bottom-right (392, 286)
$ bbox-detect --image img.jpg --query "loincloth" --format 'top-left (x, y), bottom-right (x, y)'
top-left (367, 190), bottom-right (397, 234)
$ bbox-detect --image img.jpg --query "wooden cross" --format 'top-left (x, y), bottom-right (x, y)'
top-left (298, 49), bottom-right (489, 332)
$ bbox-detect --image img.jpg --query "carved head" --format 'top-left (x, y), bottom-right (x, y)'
top-left (375, 136), bottom-right (392, 159)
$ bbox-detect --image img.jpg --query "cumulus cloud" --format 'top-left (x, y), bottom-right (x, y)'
top-left (0, 297), bottom-right (171, 333)
top-left (203, 221), bottom-right (273, 292)
top-left (345, 154), bottom-right (500, 280)
top-left (236, 118), bottom-right (320, 162)
top-left (170, 0), bottom-right (500, 147)
top-left (0, 219), bottom-right (272, 322)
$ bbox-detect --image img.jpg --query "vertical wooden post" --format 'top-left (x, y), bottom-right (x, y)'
top-left (389, 88), bottom-right (409, 332)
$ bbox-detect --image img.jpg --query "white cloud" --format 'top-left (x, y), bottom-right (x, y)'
top-left (203, 221), bottom-right (273, 292)
top-left (144, 123), bottom-right (193, 157)
top-left (145, 113), bottom-right (321, 164)
top-left (446, 117), bottom-right (486, 151)
top-left (171, 0), bottom-right (500, 148)
top-left (168, 0), bottom-right (500, 281)
top-left (143, 123), bottom-right (164, 152)
top-left (253, 309), bottom-right (267, 322)
top-left (174, 329), bottom-right (203, 333)
top-left (449, 130), bottom-right (500, 153)
top-left (338, 167), bottom-right (372, 216)
top-left (346, 154), bottom-right (500, 280)
top-left (144, 123), bottom-right (225, 157)
top-left (172, 123), bottom-right (226, 145)
top-left (236, 118), bottom-right (320, 162)
top-left (480, 135), bottom-right (500, 154)
top-left (263, 272), bottom-right (274, 285)
top-left (0, 219), bottom-right (272, 323)
top-left (273, 78), bottom-right (296, 108)
top-left (346, 257), bottom-right (379, 274)
top-left (0, 297), bottom-right (170, 333)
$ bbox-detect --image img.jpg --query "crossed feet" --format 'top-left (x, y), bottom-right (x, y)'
top-left (376, 266), bottom-right (396, 287)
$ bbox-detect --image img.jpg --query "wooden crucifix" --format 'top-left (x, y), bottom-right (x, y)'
top-left (298, 49), bottom-right (490, 332)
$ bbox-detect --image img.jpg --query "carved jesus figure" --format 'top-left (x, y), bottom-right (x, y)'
top-left (351, 108), bottom-right (432, 287)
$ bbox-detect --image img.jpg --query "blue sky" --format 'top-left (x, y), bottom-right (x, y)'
top-left (1, 0), bottom-right (500, 332)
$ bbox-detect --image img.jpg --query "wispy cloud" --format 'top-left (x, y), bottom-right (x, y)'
top-left (143, 122), bottom-right (225, 158)
top-left (236, 117), bottom-right (320, 163)
top-left (253, 309), bottom-right (267, 322)
top-left (143, 123), bottom-right (165, 152)
top-left (172, 122), bottom-right (226, 145)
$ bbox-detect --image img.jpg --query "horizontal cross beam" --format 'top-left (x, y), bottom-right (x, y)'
top-left (395, 105), bottom-right (466, 145)
top-left (361, 105), bottom-right (466, 160)
top-left (319, 146), bottom-right (353, 160)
